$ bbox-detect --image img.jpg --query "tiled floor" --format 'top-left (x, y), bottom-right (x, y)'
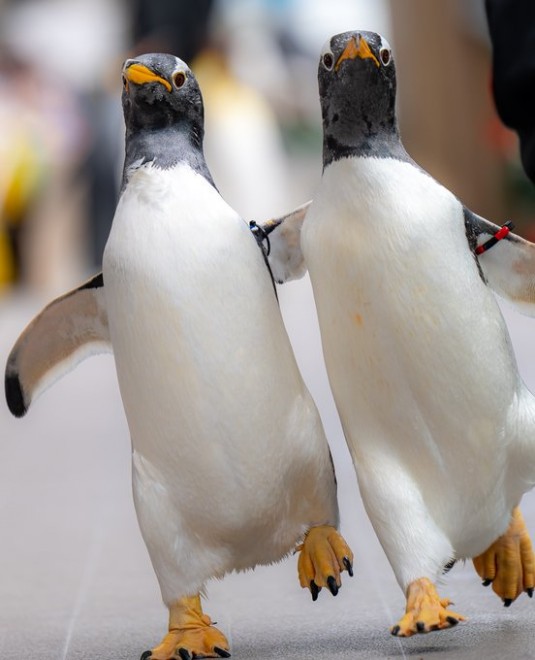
top-left (1, 279), bottom-right (534, 659)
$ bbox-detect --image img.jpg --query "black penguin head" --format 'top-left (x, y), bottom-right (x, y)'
top-left (122, 53), bottom-right (204, 141)
top-left (119, 53), bottom-right (215, 184)
top-left (318, 31), bottom-right (401, 167)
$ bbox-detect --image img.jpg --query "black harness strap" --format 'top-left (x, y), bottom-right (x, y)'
top-left (249, 220), bottom-right (278, 299)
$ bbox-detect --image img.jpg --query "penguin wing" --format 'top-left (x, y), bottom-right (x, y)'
top-left (259, 201), bottom-right (310, 283)
top-left (5, 273), bottom-right (111, 417)
top-left (465, 207), bottom-right (535, 316)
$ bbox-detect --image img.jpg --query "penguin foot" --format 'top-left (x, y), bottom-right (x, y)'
top-left (297, 525), bottom-right (354, 601)
top-left (473, 506), bottom-right (535, 605)
top-left (390, 578), bottom-right (466, 637)
top-left (148, 595), bottom-right (230, 659)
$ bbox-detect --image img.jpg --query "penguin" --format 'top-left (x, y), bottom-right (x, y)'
top-left (296, 30), bottom-right (535, 636)
top-left (4, 54), bottom-right (353, 659)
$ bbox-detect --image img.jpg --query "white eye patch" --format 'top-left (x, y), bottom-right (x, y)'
top-left (320, 39), bottom-right (335, 70)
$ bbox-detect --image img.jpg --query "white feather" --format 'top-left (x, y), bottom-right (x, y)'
top-left (30, 339), bottom-right (111, 405)
top-left (264, 201), bottom-right (310, 283)
top-left (478, 234), bottom-right (535, 317)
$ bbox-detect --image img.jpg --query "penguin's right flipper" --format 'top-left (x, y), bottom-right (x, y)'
top-left (259, 201), bottom-right (311, 284)
top-left (5, 273), bottom-right (111, 418)
top-left (465, 207), bottom-right (535, 316)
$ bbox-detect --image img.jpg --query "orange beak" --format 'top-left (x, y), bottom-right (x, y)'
top-left (335, 35), bottom-right (380, 71)
top-left (124, 63), bottom-right (172, 92)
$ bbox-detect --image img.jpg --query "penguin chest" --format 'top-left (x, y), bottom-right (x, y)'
top-left (103, 165), bottom-right (273, 449)
top-left (302, 157), bottom-right (518, 473)
top-left (102, 164), bottom-right (325, 520)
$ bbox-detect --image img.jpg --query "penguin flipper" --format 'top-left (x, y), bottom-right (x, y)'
top-left (5, 272), bottom-right (111, 418)
top-left (464, 207), bottom-right (535, 316)
top-left (259, 201), bottom-right (310, 283)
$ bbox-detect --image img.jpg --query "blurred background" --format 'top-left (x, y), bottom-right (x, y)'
top-left (0, 0), bottom-right (534, 295)
top-left (2, 1), bottom-right (535, 659)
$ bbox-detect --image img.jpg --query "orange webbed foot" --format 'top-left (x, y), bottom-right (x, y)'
top-left (473, 506), bottom-right (535, 606)
top-left (297, 525), bottom-right (354, 600)
top-left (143, 595), bottom-right (230, 659)
top-left (391, 578), bottom-right (466, 637)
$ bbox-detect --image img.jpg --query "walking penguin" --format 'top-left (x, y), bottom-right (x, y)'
top-left (5, 53), bottom-right (353, 659)
top-left (299, 30), bottom-right (535, 636)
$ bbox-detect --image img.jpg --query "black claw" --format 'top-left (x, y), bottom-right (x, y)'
top-left (178, 649), bottom-right (192, 660)
top-left (140, 653), bottom-right (152, 660)
top-left (503, 598), bottom-right (513, 608)
top-left (214, 648), bottom-right (231, 658)
top-left (527, 587), bottom-right (533, 598)
top-left (416, 621), bottom-right (425, 633)
top-left (446, 616), bottom-right (459, 626)
top-left (391, 625), bottom-right (400, 636)
top-left (310, 580), bottom-right (320, 601)
top-left (327, 575), bottom-right (339, 596)
top-left (343, 557), bottom-right (354, 577)
top-left (482, 579), bottom-right (493, 587)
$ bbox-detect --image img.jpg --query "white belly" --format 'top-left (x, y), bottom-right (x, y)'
top-left (302, 156), bottom-right (525, 550)
top-left (103, 164), bottom-right (334, 565)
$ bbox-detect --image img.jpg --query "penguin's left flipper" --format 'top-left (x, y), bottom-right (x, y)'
top-left (390, 578), bottom-right (466, 637)
top-left (473, 506), bottom-right (535, 605)
top-left (259, 201), bottom-right (310, 284)
top-left (465, 207), bottom-right (535, 316)
top-left (297, 524), bottom-right (354, 600)
top-left (5, 272), bottom-right (111, 418)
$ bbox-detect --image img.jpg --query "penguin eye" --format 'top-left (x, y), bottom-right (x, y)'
top-left (173, 71), bottom-right (186, 88)
top-left (322, 52), bottom-right (334, 71)
top-left (122, 75), bottom-right (129, 92)
top-left (379, 48), bottom-right (391, 66)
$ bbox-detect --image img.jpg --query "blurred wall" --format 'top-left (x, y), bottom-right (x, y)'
top-left (3, 0), bottom-right (535, 296)
top-left (390, 0), bottom-right (507, 222)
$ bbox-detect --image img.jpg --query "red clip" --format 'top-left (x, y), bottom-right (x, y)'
top-left (475, 221), bottom-right (513, 255)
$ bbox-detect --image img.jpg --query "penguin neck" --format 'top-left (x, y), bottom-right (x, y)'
top-left (323, 122), bottom-right (409, 169)
top-left (122, 123), bottom-right (215, 190)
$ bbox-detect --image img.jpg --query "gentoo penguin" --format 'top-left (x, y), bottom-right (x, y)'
top-left (297, 30), bottom-right (535, 636)
top-left (4, 54), bottom-right (353, 659)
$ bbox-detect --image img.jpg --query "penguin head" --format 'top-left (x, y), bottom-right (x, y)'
top-left (318, 31), bottom-right (400, 166)
top-left (122, 53), bottom-right (204, 137)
